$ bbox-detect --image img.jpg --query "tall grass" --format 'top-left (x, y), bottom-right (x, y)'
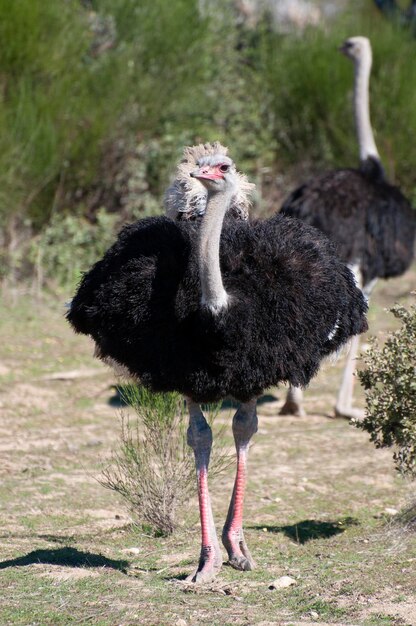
top-left (1, 1), bottom-right (416, 286)
top-left (0, 0), bottom-right (216, 233)
top-left (256, 4), bottom-right (416, 195)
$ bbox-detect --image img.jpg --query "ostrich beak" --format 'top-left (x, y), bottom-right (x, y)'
top-left (190, 167), bottom-right (222, 181)
top-left (338, 41), bottom-right (350, 55)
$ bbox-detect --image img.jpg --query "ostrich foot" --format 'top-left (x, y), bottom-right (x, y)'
top-left (186, 545), bottom-right (223, 583)
top-left (222, 529), bottom-right (255, 571)
top-left (334, 405), bottom-right (365, 421)
top-left (279, 400), bottom-right (306, 418)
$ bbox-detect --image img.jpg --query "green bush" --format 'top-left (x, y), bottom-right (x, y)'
top-left (357, 298), bottom-right (416, 477)
top-left (99, 385), bottom-right (230, 536)
top-left (31, 209), bottom-right (118, 290)
top-left (2, 1), bottom-right (416, 286)
top-left (0, 0), bottom-right (217, 233)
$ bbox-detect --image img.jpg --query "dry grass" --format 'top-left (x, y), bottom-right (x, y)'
top-left (0, 265), bottom-right (415, 625)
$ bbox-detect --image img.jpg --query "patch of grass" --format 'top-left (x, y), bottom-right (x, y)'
top-left (363, 616), bottom-right (400, 626)
top-left (0, 272), bottom-right (415, 623)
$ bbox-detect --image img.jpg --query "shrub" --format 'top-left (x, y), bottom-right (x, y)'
top-left (99, 385), bottom-right (231, 536)
top-left (357, 298), bottom-right (416, 477)
top-left (30, 209), bottom-right (118, 290)
top-left (4, 0), bottom-right (416, 286)
top-left (0, 0), bottom-right (217, 232)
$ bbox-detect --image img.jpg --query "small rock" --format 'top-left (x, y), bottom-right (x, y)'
top-left (175, 619), bottom-right (187, 626)
top-left (309, 610), bottom-right (319, 619)
top-left (384, 507), bottom-right (399, 516)
top-left (0, 364), bottom-right (10, 376)
top-left (268, 575), bottom-right (297, 590)
top-left (123, 547), bottom-right (140, 555)
top-left (86, 438), bottom-right (102, 447)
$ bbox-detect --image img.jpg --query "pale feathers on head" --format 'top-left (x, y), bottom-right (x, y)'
top-left (164, 142), bottom-right (255, 221)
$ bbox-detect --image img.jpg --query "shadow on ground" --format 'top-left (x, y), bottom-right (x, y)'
top-left (249, 517), bottom-right (359, 544)
top-left (0, 547), bottom-right (129, 572)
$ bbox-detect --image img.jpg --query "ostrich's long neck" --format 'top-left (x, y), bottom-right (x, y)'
top-left (198, 188), bottom-right (233, 313)
top-left (353, 50), bottom-right (380, 162)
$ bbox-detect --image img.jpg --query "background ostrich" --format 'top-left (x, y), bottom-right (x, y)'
top-left (373, 0), bottom-right (416, 29)
top-left (279, 36), bottom-right (415, 420)
top-left (68, 152), bottom-right (367, 582)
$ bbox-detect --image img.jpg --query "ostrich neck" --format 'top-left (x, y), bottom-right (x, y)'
top-left (198, 188), bottom-right (233, 313)
top-left (353, 52), bottom-right (380, 162)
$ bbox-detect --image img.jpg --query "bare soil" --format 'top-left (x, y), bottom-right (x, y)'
top-left (0, 266), bottom-right (415, 625)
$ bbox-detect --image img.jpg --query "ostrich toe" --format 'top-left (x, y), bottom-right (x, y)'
top-left (222, 529), bottom-right (255, 571)
top-left (334, 405), bottom-right (365, 421)
top-left (186, 545), bottom-right (223, 583)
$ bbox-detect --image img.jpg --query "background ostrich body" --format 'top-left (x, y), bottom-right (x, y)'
top-left (281, 158), bottom-right (415, 287)
top-left (279, 36), bottom-right (415, 419)
top-left (67, 214), bottom-right (367, 403)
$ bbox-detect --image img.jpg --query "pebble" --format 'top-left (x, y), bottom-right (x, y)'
top-left (384, 507), bottom-right (399, 516)
top-left (268, 575), bottom-right (297, 590)
top-left (123, 547), bottom-right (140, 555)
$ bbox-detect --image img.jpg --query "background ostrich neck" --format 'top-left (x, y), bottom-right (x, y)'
top-left (198, 187), bottom-right (233, 312)
top-left (354, 52), bottom-right (379, 162)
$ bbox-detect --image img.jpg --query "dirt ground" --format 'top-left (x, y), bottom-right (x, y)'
top-left (0, 265), bottom-right (415, 626)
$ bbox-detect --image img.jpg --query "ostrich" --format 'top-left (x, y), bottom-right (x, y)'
top-left (279, 36), bottom-right (415, 420)
top-left (68, 152), bottom-right (368, 582)
top-left (373, 0), bottom-right (416, 29)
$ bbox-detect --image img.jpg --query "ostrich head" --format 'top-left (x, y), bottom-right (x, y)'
top-left (190, 155), bottom-right (237, 194)
top-left (339, 36), bottom-right (372, 63)
top-left (164, 142), bottom-right (254, 220)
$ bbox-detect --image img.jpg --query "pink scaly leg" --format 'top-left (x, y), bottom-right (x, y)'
top-left (222, 398), bottom-right (258, 571)
top-left (186, 399), bottom-right (222, 583)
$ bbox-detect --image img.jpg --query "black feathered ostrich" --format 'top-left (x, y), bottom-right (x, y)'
top-left (68, 151), bottom-right (368, 582)
top-left (280, 36), bottom-right (415, 420)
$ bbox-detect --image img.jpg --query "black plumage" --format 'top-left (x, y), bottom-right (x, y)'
top-left (68, 213), bottom-right (368, 404)
top-left (280, 157), bottom-right (415, 287)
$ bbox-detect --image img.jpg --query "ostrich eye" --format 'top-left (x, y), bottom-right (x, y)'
top-left (219, 164), bottom-right (229, 173)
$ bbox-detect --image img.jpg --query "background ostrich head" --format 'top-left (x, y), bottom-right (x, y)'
top-left (339, 36), bottom-right (372, 63)
top-left (190, 155), bottom-right (237, 194)
top-left (164, 142), bottom-right (254, 220)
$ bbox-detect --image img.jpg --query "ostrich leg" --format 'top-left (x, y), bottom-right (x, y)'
top-left (334, 332), bottom-right (363, 419)
top-left (222, 398), bottom-right (258, 571)
top-left (186, 399), bottom-right (222, 583)
top-left (279, 385), bottom-right (305, 417)
top-left (334, 274), bottom-right (375, 420)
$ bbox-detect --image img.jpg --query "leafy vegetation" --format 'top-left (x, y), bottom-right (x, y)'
top-left (357, 298), bottom-right (416, 477)
top-left (1, 0), bottom-right (416, 286)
